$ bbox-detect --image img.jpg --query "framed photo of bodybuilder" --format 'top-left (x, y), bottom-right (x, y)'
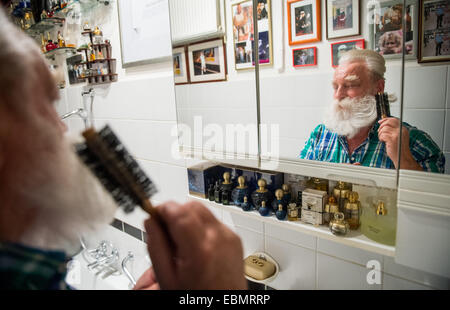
top-left (368, 0), bottom-right (418, 59)
top-left (173, 46), bottom-right (189, 85)
top-left (331, 38), bottom-right (365, 67)
top-left (288, 0), bottom-right (321, 45)
top-left (187, 39), bottom-right (227, 83)
top-left (418, 0), bottom-right (450, 63)
top-left (326, 0), bottom-right (361, 40)
top-left (232, 0), bottom-right (273, 70)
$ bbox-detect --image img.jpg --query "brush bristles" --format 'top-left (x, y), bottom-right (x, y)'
top-left (75, 125), bottom-right (157, 214)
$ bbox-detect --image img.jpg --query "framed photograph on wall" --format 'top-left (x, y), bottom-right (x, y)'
top-left (173, 47), bottom-right (189, 85)
top-left (418, 0), bottom-right (450, 63)
top-left (293, 47), bottom-right (317, 67)
top-left (232, 0), bottom-right (273, 70)
top-left (326, 0), bottom-right (360, 39)
top-left (331, 39), bottom-right (365, 67)
top-left (187, 39), bottom-right (227, 83)
top-left (368, 0), bottom-right (418, 59)
top-left (287, 0), bottom-right (321, 45)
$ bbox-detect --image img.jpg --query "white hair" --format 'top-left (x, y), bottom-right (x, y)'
top-left (338, 49), bottom-right (386, 81)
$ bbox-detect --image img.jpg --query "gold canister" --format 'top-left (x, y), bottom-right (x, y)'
top-left (344, 191), bottom-right (361, 230)
top-left (329, 212), bottom-right (350, 236)
top-left (324, 196), bottom-right (339, 224)
top-left (333, 181), bottom-right (351, 212)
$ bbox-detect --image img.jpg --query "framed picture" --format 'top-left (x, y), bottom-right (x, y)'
top-left (187, 39), bottom-right (227, 83)
top-left (369, 0), bottom-right (418, 59)
top-left (173, 47), bottom-right (189, 85)
top-left (293, 47), bottom-right (317, 67)
top-left (287, 0), bottom-right (321, 45)
top-left (331, 39), bottom-right (365, 67)
top-left (326, 0), bottom-right (360, 39)
top-left (232, 0), bottom-right (273, 70)
top-left (418, 0), bottom-right (450, 63)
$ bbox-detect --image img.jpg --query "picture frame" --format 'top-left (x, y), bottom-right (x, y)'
top-left (331, 39), bottom-right (365, 67)
top-left (287, 0), bottom-right (321, 45)
top-left (368, 0), bottom-right (418, 59)
top-left (232, 0), bottom-right (273, 70)
top-left (187, 39), bottom-right (227, 83)
top-left (293, 46), bottom-right (317, 67)
top-left (326, 0), bottom-right (361, 40)
top-left (418, 0), bottom-right (450, 63)
top-left (173, 47), bottom-right (189, 85)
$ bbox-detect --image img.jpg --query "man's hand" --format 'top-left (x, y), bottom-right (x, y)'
top-left (144, 201), bottom-right (248, 290)
top-left (378, 118), bottom-right (423, 171)
top-left (134, 267), bottom-right (160, 290)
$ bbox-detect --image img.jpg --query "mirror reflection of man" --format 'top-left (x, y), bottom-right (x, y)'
top-left (300, 49), bottom-right (445, 173)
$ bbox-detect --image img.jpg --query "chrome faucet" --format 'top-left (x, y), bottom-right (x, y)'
top-left (122, 252), bottom-right (137, 287)
top-left (60, 88), bottom-right (95, 129)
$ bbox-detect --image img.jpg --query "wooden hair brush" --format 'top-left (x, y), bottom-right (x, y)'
top-left (75, 125), bottom-right (158, 216)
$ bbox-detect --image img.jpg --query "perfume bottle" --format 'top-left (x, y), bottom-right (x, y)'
top-left (287, 203), bottom-right (299, 221)
top-left (40, 33), bottom-right (47, 53)
top-left (329, 212), bottom-right (350, 236)
top-left (276, 204), bottom-right (287, 221)
top-left (306, 177), bottom-right (329, 192)
top-left (251, 179), bottom-right (273, 211)
top-left (221, 172), bottom-right (233, 192)
top-left (258, 201), bottom-right (271, 217)
top-left (344, 191), bottom-right (361, 230)
top-left (214, 181), bottom-right (222, 204)
top-left (281, 184), bottom-right (291, 205)
top-left (333, 181), bottom-right (352, 212)
top-left (361, 200), bottom-right (397, 246)
top-left (241, 196), bottom-right (252, 212)
top-left (271, 189), bottom-right (285, 212)
top-left (93, 26), bottom-right (103, 44)
top-left (208, 183), bottom-right (215, 201)
top-left (222, 189), bottom-right (230, 205)
top-left (323, 196), bottom-right (339, 224)
top-left (231, 176), bottom-right (250, 206)
top-left (57, 31), bottom-right (65, 48)
top-left (45, 33), bottom-right (57, 51)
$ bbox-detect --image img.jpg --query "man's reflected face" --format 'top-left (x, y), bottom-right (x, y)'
top-left (332, 62), bottom-right (374, 101)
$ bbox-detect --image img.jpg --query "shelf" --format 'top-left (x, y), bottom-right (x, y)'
top-left (80, 58), bottom-right (116, 65)
top-left (44, 47), bottom-right (77, 58)
top-left (24, 17), bottom-right (65, 35)
top-left (189, 195), bottom-right (396, 257)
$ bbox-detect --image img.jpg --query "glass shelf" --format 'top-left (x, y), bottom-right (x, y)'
top-left (44, 47), bottom-right (77, 59)
top-left (24, 17), bottom-right (65, 36)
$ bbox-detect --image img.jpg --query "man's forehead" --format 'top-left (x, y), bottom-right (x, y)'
top-left (333, 62), bottom-right (368, 81)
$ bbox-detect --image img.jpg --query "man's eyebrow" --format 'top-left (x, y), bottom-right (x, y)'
top-left (344, 75), bottom-right (360, 81)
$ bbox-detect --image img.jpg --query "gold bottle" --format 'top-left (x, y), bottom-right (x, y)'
top-left (287, 203), bottom-right (299, 221)
top-left (344, 191), bottom-right (361, 230)
top-left (324, 196), bottom-right (339, 224)
top-left (333, 181), bottom-right (351, 212)
top-left (306, 177), bottom-right (328, 192)
top-left (329, 212), bottom-right (350, 236)
top-left (57, 31), bottom-right (65, 48)
top-left (41, 34), bottom-right (47, 53)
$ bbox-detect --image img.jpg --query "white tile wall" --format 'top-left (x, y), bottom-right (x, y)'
top-left (317, 253), bottom-right (381, 290)
top-left (223, 211), bottom-right (264, 234)
top-left (402, 109), bottom-right (446, 149)
top-left (265, 223), bottom-right (316, 250)
top-left (383, 274), bottom-right (433, 290)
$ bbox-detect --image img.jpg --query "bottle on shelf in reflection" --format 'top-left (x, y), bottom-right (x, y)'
top-left (344, 191), bottom-right (361, 230)
top-left (251, 178), bottom-right (273, 211)
top-left (222, 189), bottom-right (230, 205)
top-left (258, 200), bottom-right (271, 217)
top-left (231, 176), bottom-right (249, 207)
top-left (333, 181), bottom-right (352, 212)
top-left (329, 212), bottom-right (350, 236)
top-left (45, 32), bottom-right (57, 52)
top-left (287, 203), bottom-right (299, 221)
top-left (282, 184), bottom-right (292, 205)
top-left (241, 196), bottom-right (252, 212)
top-left (271, 189), bottom-right (285, 212)
top-left (208, 183), bottom-right (215, 201)
top-left (361, 200), bottom-right (397, 246)
top-left (214, 181), bottom-right (222, 204)
top-left (276, 204), bottom-right (287, 221)
top-left (324, 196), bottom-right (339, 225)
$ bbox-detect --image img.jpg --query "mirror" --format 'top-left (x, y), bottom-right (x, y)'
top-left (169, 0), bottom-right (260, 164)
top-left (256, 0), bottom-right (447, 176)
top-left (400, 0), bottom-right (448, 174)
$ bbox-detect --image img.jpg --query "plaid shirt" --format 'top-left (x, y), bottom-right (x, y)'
top-left (0, 242), bottom-right (71, 290)
top-left (300, 121), bottom-right (445, 173)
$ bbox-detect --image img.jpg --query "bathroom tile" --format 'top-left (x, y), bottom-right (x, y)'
top-left (402, 109), bottom-right (445, 149)
top-left (403, 66), bottom-right (447, 109)
top-left (234, 226), bottom-right (265, 259)
top-left (317, 238), bottom-right (383, 268)
top-left (383, 256), bottom-right (450, 290)
top-left (110, 218), bottom-right (123, 231)
top-left (383, 274), bottom-right (434, 290)
top-left (123, 222), bottom-right (143, 242)
top-left (222, 211), bottom-right (264, 233)
top-left (317, 253), bottom-right (381, 290)
top-left (264, 223), bottom-right (317, 250)
top-left (265, 236), bottom-right (316, 290)
top-left (115, 207), bottom-right (148, 232)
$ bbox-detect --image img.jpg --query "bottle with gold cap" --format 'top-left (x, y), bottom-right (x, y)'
top-left (329, 212), bottom-right (350, 236)
top-left (251, 178), bottom-right (274, 211)
top-left (258, 200), bottom-right (271, 217)
top-left (324, 196), bottom-right (339, 224)
top-left (361, 200), bottom-right (397, 246)
top-left (221, 172), bottom-right (233, 205)
top-left (271, 189), bottom-right (285, 212)
top-left (333, 181), bottom-right (352, 212)
top-left (276, 204), bottom-right (287, 220)
top-left (306, 177), bottom-right (329, 192)
top-left (281, 184), bottom-right (292, 205)
top-left (231, 176), bottom-right (249, 206)
top-left (287, 203), bottom-right (299, 221)
top-left (241, 196), bottom-right (252, 212)
top-left (344, 191), bottom-right (361, 230)
top-left (40, 33), bottom-right (47, 53)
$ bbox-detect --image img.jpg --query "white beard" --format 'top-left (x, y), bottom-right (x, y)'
top-left (324, 95), bottom-right (378, 139)
top-left (18, 133), bottom-right (118, 256)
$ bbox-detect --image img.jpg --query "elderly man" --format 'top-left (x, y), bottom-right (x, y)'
top-left (0, 9), bottom-right (247, 290)
top-left (300, 49), bottom-right (445, 173)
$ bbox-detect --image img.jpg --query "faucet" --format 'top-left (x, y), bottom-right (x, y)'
top-left (60, 88), bottom-right (95, 129)
top-left (122, 252), bottom-right (137, 287)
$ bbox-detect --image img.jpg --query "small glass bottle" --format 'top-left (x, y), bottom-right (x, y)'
top-left (324, 196), bottom-right (339, 224)
top-left (329, 212), bottom-right (350, 236)
top-left (281, 184), bottom-right (291, 205)
top-left (222, 189), bottom-right (230, 205)
top-left (271, 189), bottom-right (285, 212)
top-left (231, 176), bottom-right (249, 206)
top-left (251, 179), bottom-right (273, 211)
top-left (214, 181), bottom-right (222, 204)
top-left (333, 181), bottom-right (352, 212)
top-left (344, 191), bottom-right (361, 230)
top-left (287, 203), bottom-right (299, 221)
top-left (276, 204), bottom-right (287, 221)
top-left (208, 183), bottom-right (215, 201)
top-left (241, 196), bottom-right (252, 212)
top-left (258, 200), bottom-right (271, 217)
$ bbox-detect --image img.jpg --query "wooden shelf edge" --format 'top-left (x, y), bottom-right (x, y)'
top-left (188, 195), bottom-right (396, 257)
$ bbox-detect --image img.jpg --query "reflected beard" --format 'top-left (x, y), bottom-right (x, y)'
top-left (324, 95), bottom-right (377, 139)
top-left (19, 134), bottom-right (118, 255)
